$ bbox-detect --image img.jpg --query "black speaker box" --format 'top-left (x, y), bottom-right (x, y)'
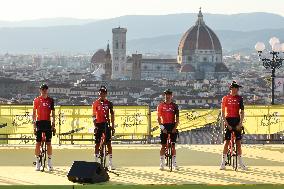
top-left (67, 161), bottom-right (109, 183)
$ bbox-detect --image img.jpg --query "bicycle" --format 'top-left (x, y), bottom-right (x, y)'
top-left (33, 132), bottom-right (47, 172)
top-left (98, 124), bottom-right (108, 170)
top-left (225, 131), bottom-right (237, 171)
top-left (165, 132), bottom-right (174, 172)
top-left (225, 127), bottom-right (245, 171)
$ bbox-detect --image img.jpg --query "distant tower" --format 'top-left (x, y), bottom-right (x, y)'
top-left (112, 27), bottom-right (127, 79)
top-left (131, 53), bottom-right (142, 80)
top-left (105, 42), bottom-right (112, 80)
top-left (32, 56), bottom-right (42, 68)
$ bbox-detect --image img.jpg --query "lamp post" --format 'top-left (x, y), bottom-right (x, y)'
top-left (255, 37), bottom-right (284, 105)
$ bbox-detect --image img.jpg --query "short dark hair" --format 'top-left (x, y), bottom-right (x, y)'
top-left (99, 85), bottom-right (107, 93)
top-left (230, 81), bottom-right (242, 89)
top-left (163, 89), bottom-right (173, 95)
top-left (40, 84), bottom-right (48, 90)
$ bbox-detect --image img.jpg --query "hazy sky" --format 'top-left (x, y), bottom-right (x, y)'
top-left (1, 0), bottom-right (283, 21)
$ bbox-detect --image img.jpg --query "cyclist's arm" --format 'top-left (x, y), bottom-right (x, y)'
top-left (221, 97), bottom-right (228, 125)
top-left (51, 110), bottom-right (55, 127)
top-left (51, 99), bottom-right (55, 127)
top-left (92, 103), bottom-right (97, 127)
top-left (239, 97), bottom-right (245, 125)
top-left (109, 102), bottom-right (115, 128)
top-left (157, 104), bottom-right (162, 125)
top-left (32, 99), bottom-right (37, 128)
top-left (174, 104), bottom-right (179, 128)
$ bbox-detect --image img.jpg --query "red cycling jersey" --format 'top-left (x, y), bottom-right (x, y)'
top-left (222, 94), bottom-right (244, 118)
top-left (92, 98), bottom-right (113, 124)
top-left (33, 96), bottom-right (55, 121)
top-left (157, 102), bottom-right (179, 124)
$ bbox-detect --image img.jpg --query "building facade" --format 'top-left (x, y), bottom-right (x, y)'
top-left (112, 27), bottom-right (127, 79)
top-left (177, 8), bottom-right (230, 80)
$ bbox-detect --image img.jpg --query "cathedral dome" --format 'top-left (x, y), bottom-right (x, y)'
top-left (91, 49), bottom-right (106, 64)
top-left (178, 9), bottom-right (222, 58)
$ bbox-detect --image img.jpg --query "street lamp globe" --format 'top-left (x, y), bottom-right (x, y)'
top-left (272, 43), bottom-right (282, 52)
top-left (281, 43), bottom-right (284, 53)
top-left (269, 37), bottom-right (280, 47)
top-left (255, 42), bottom-right (265, 52)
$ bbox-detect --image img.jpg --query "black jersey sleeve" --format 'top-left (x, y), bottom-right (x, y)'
top-left (239, 97), bottom-right (244, 110)
top-left (50, 98), bottom-right (55, 110)
top-left (174, 103), bottom-right (179, 117)
top-left (109, 101), bottom-right (114, 114)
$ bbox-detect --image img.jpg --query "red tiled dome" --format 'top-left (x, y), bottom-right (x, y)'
top-left (178, 9), bottom-right (222, 56)
top-left (180, 64), bottom-right (195, 72)
top-left (91, 49), bottom-right (106, 64)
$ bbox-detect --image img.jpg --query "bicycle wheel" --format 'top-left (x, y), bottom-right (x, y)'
top-left (168, 143), bottom-right (172, 172)
top-left (234, 143), bottom-right (238, 171)
top-left (226, 150), bottom-right (231, 166)
top-left (165, 146), bottom-right (168, 166)
top-left (103, 143), bottom-right (107, 169)
top-left (232, 142), bottom-right (237, 171)
top-left (41, 142), bottom-right (47, 172)
top-left (99, 145), bottom-right (104, 165)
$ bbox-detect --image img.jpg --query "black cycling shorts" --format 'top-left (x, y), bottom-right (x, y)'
top-left (95, 122), bottom-right (112, 144)
top-left (160, 123), bottom-right (177, 144)
top-left (36, 120), bottom-right (52, 143)
top-left (225, 117), bottom-right (242, 141)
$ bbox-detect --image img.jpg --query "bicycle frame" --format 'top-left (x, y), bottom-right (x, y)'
top-left (165, 133), bottom-right (173, 172)
top-left (99, 124), bottom-right (108, 169)
top-left (226, 130), bottom-right (238, 171)
top-left (40, 132), bottom-right (47, 172)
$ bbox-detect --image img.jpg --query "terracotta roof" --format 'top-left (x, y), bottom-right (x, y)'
top-left (180, 64), bottom-right (196, 72)
top-left (215, 63), bottom-right (229, 72)
top-left (91, 49), bottom-right (106, 64)
top-left (178, 9), bottom-right (222, 56)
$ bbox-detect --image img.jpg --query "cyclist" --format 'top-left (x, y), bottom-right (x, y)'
top-left (220, 81), bottom-right (247, 170)
top-left (92, 86), bottom-right (115, 170)
top-left (33, 84), bottom-right (55, 171)
top-left (157, 89), bottom-right (179, 170)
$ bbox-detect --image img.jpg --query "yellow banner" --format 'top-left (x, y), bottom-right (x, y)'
top-left (151, 109), bottom-right (220, 137)
top-left (1, 105), bottom-right (284, 144)
top-left (243, 105), bottom-right (284, 134)
top-left (0, 105), bottom-right (150, 144)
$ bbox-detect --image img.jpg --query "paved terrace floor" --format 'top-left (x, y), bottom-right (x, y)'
top-left (0, 144), bottom-right (283, 185)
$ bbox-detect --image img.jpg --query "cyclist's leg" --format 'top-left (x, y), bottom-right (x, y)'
top-left (220, 127), bottom-right (231, 169)
top-left (106, 124), bottom-right (112, 154)
top-left (35, 126), bottom-right (42, 156)
top-left (46, 122), bottom-right (52, 156)
top-left (223, 118), bottom-right (233, 155)
top-left (235, 129), bottom-right (246, 169)
top-left (43, 121), bottom-right (53, 170)
top-left (170, 124), bottom-right (178, 168)
top-left (169, 124), bottom-right (177, 155)
top-left (94, 125), bottom-right (102, 162)
top-left (236, 134), bottom-right (242, 156)
top-left (160, 127), bottom-right (167, 169)
top-left (234, 118), bottom-right (242, 156)
top-left (105, 124), bottom-right (113, 167)
top-left (35, 122), bottom-right (42, 171)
